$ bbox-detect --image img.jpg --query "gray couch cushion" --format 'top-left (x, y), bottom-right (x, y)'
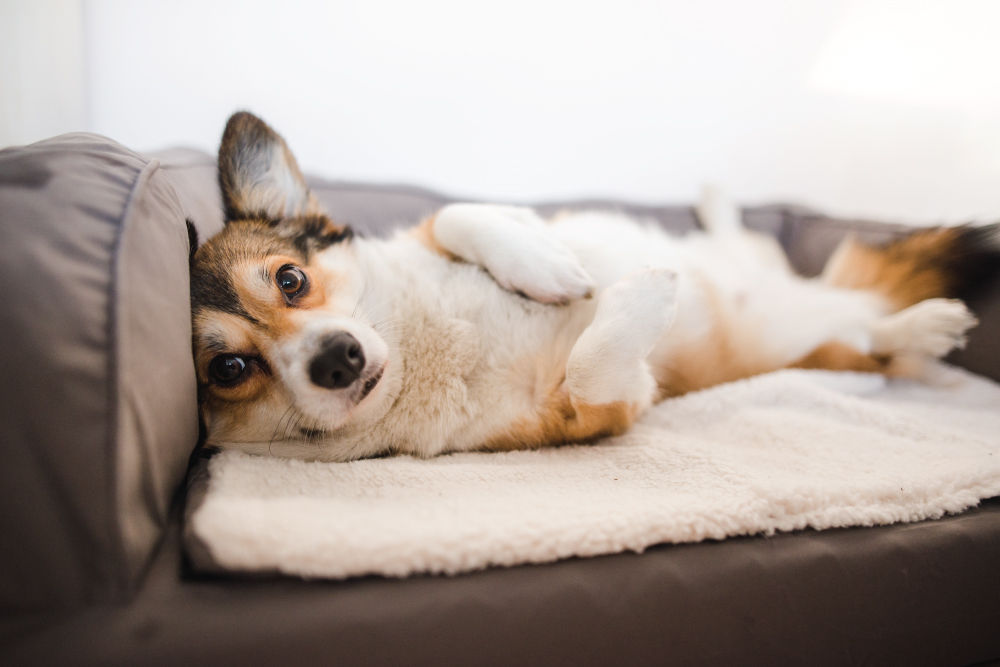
top-left (0, 134), bottom-right (198, 610)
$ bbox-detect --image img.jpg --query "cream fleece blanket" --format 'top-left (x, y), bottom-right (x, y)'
top-left (188, 365), bottom-right (1000, 579)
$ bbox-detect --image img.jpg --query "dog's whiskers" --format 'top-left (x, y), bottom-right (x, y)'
top-left (268, 404), bottom-right (298, 454)
top-left (371, 317), bottom-right (406, 341)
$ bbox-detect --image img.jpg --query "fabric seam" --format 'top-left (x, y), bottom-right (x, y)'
top-left (104, 157), bottom-right (162, 602)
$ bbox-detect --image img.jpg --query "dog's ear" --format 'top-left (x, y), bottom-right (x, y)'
top-left (185, 218), bottom-right (199, 263)
top-left (217, 111), bottom-right (324, 223)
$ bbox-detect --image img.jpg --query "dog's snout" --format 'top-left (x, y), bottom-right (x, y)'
top-left (309, 332), bottom-right (366, 389)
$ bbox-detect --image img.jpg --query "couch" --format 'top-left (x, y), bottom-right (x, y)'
top-left (1, 133), bottom-right (998, 666)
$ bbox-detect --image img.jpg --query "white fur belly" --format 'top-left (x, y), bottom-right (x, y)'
top-left (353, 238), bottom-right (594, 456)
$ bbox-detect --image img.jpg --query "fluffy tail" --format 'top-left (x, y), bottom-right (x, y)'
top-left (822, 223), bottom-right (1000, 310)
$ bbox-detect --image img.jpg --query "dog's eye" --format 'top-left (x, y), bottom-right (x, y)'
top-left (276, 265), bottom-right (308, 301)
top-left (208, 354), bottom-right (248, 386)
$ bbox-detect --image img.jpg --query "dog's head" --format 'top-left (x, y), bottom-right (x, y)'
top-left (191, 112), bottom-right (391, 456)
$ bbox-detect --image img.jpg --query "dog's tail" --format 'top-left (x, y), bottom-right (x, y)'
top-left (822, 223), bottom-right (1000, 310)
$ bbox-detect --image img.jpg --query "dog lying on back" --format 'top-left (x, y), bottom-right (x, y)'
top-left (189, 111), bottom-right (999, 461)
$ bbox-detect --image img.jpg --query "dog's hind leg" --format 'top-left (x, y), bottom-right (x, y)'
top-left (566, 268), bottom-right (679, 411)
top-left (791, 298), bottom-right (977, 377)
top-left (482, 268), bottom-right (679, 451)
top-left (870, 298), bottom-right (977, 359)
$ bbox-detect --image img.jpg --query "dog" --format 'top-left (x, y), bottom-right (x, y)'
top-left (189, 111), bottom-right (1000, 462)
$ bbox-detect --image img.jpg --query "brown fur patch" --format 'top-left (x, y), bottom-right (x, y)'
top-left (654, 341), bottom-right (772, 398)
top-left (660, 338), bottom-right (895, 401)
top-left (823, 228), bottom-right (958, 310)
top-left (483, 389), bottom-right (637, 452)
top-left (190, 219), bottom-right (338, 319)
top-left (790, 341), bottom-right (889, 374)
top-left (193, 311), bottom-right (271, 402)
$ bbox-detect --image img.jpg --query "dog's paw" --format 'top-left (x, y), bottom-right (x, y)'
top-left (435, 204), bottom-right (595, 305)
top-left (593, 268), bottom-right (679, 354)
top-left (566, 268), bottom-right (677, 407)
top-left (474, 209), bottom-right (595, 305)
top-left (495, 240), bottom-right (595, 305)
top-left (872, 298), bottom-right (978, 358)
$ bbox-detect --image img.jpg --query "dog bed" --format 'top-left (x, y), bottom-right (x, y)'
top-left (184, 364), bottom-right (1000, 579)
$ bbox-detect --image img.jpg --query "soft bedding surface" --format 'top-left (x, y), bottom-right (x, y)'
top-left (186, 365), bottom-right (1000, 579)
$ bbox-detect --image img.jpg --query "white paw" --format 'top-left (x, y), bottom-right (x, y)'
top-left (565, 269), bottom-right (678, 407)
top-left (490, 232), bottom-right (596, 305)
top-left (436, 204), bottom-right (595, 305)
top-left (592, 268), bottom-right (679, 353)
top-left (872, 298), bottom-right (978, 358)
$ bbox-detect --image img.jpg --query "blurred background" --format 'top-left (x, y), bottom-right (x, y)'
top-left (2, 0), bottom-right (999, 223)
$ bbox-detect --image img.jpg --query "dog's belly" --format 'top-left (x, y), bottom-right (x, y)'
top-left (548, 212), bottom-right (887, 392)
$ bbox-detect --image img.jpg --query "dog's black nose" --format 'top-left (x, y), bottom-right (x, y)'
top-left (309, 333), bottom-right (365, 389)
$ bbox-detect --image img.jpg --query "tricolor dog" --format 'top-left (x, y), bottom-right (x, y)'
top-left (190, 112), bottom-right (999, 461)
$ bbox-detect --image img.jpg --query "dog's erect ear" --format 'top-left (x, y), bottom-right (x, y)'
top-left (218, 111), bottom-right (324, 222)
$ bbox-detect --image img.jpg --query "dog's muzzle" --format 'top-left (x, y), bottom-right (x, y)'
top-left (309, 332), bottom-right (365, 389)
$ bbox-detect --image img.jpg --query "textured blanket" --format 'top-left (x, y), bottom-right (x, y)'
top-left (185, 365), bottom-right (1000, 579)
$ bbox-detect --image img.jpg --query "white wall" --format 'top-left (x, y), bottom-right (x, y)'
top-left (0, 0), bottom-right (87, 149)
top-left (6, 0), bottom-right (1000, 223)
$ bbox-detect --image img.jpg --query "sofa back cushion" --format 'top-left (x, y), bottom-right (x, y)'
top-left (0, 134), bottom-right (198, 610)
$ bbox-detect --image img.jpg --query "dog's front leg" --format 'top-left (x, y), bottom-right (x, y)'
top-left (414, 203), bottom-right (595, 305)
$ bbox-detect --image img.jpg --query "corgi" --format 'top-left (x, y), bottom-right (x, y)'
top-left (189, 111), bottom-right (1000, 462)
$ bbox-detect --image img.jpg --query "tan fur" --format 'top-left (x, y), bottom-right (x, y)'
top-left (484, 388), bottom-right (637, 452)
top-left (243, 257), bottom-right (331, 328)
top-left (654, 339), bottom-right (770, 398)
top-left (822, 229), bottom-right (957, 309)
top-left (790, 341), bottom-right (889, 374)
top-left (411, 214), bottom-right (460, 260)
top-left (193, 312), bottom-right (272, 405)
top-left (652, 278), bottom-right (771, 397)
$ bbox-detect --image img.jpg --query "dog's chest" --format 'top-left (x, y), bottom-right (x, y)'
top-left (391, 313), bottom-right (480, 435)
top-left (373, 285), bottom-right (577, 456)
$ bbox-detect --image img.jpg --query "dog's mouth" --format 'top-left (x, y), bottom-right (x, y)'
top-left (359, 365), bottom-right (385, 400)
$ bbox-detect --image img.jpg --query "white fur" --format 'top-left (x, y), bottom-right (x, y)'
top-left (871, 298), bottom-right (977, 357)
top-left (567, 268), bottom-right (677, 407)
top-left (270, 313), bottom-right (391, 430)
top-left (434, 203), bottom-right (595, 304)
